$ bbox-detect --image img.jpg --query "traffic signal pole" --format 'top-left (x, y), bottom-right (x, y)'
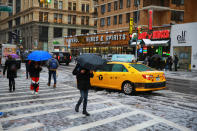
top-left (135, 0), bottom-right (139, 61)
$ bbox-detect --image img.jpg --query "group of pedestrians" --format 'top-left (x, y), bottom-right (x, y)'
top-left (3, 54), bottom-right (59, 94)
top-left (3, 54), bottom-right (94, 116)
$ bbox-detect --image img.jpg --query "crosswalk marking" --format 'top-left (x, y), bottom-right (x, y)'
top-left (0, 94), bottom-right (80, 105)
top-left (0, 95), bottom-right (102, 112)
top-left (0, 89), bottom-right (78, 100)
top-left (7, 122), bottom-right (44, 131)
top-left (0, 98), bottom-right (109, 122)
top-left (121, 119), bottom-right (159, 131)
top-left (62, 111), bottom-right (140, 131)
top-left (1, 107), bottom-right (72, 122)
top-left (67, 105), bottom-right (124, 119)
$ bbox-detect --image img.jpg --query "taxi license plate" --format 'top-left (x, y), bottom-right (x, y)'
top-left (156, 77), bottom-right (160, 81)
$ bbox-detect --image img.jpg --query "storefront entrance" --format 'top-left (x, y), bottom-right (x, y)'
top-left (173, 46), bottom-right (192, 70)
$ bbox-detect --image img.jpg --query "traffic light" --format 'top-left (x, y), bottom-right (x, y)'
top-left (137, 26), bottom-right (142, 34)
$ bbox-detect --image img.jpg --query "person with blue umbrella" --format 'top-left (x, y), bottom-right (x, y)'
top-left (27, 50), bottom-right (51, 95)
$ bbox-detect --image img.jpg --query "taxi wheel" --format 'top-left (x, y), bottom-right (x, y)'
top-left (122, 82), bottom-right (135, 95)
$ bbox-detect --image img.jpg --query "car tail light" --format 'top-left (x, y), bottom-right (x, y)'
top-left (142, 74), bottom-right (153, 80)
top-left (58, 56), bottom-right (60, 60)
top-left (70, 56), bottom-right (71, 60)
top-left (163, 74), bottom-right (166, 79)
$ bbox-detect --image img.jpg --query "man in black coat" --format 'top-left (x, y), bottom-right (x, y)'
top-left (72, 64), bottom-right (94, 116)
top-left (3, 55), bottom-right (18, 92)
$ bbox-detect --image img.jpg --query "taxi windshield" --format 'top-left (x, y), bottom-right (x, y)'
top-left (129, 64), bottom-right (154, 72)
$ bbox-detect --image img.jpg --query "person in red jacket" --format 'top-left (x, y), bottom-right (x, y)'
top-left (29, 61), bottom-right (42, 95)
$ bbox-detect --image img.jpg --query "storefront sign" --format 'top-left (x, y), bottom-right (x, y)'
top-left (177, 30), bottom-right (186, 43)
top-left (148, 9), bottom-right (153, 30)
top-left (129, 18), bottom-right (133, 34)
top-left (138, 30), bottom-right (170, 40)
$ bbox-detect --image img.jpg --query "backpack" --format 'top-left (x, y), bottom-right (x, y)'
top-left (50, 59), bottom-right (58, 69)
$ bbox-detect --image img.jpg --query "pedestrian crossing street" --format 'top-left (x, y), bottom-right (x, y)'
top-left (0, 79), bottom-right (191, 131)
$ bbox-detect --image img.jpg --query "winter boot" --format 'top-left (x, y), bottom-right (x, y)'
top-left (53, 84), bottom-right (56, 88)
top-left (82, 110), bottom-right (90, 116)
top-left (75, 105), bottom-right (79, 112)
top-left (47, 83), bottom-right (50, 86)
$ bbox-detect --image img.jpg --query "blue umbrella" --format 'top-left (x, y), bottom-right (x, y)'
top-left (27, 50), bottom-right (52, 61)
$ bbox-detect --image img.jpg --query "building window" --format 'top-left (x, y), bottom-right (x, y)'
top-left (81, 16), bottom-right (85, 25)
top-left (86, 4), bottom-right (89, 12)
top-left (59, 1), bottom-right (63, 9)
top-left (94, 20), bottom-right (97, 26)
top-left (15, 17), bottom-right (20, 25)
top-left (119, 15), bottom-right (122, 24)
top-left (54, 0), bottom-right (58, 9)
top-left (59, 14), bottom-right (63, 23)
top-left (44, 12), bottom-right (48, 22)
top-left (171, 11), bottom-right (184, 22)
top-left (81, 29), bottom-right (89, 34)
top-left (68, 15), bottom-right (72, 24)
top-left (101, 5), bottom-right (105, 14)
top-left (133, 11), bottom-right (140, 23)
top-left (126, 13), bottom-right (130, 23)
top-left (73, 15), bottom-right (76, 24)
top-left (114, 15), bottom-right (117, 25)
top-left (82, 4), bottom-right (85, 12)
top-left (8, 20), bottom-right (12, 29)
top-left (107, 17), bottom-right (111, 26)
top-left (39, 26), bottom-right (48, 42)
top-left (73, 3), bottom-right (76, 11)
top-left (100, 18), bottom-right (105, 27)
top-left (68, 28), bottom-right (76, 36)
top-left (16, 0), bottom-right (21, 13)
top-left (134, 0), bottom-right (140, 7)
top-left (86, 16), bottom-right (89, 25)
top-left (54, 13), bottom-right (58, 23)
top-left (68, 2), bottom-right (72, 10)
top-left (108, 3), bottom-right (111, 12)
top-left (114, 1), bottom-right (118, 10)
top-left (119, 0), bottom-right (123, 9)
top-left (127, 0), bottom-right (131, 7)
top-left (172, 0), bottom-right (184, 5)
top-left (39, 12), bottom-right (43, 22)
top-left (54, 27), bottom-right (62, 38)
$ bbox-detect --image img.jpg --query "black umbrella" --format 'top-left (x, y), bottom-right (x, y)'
top-left (77, 54), bottom-right (107, 70)
top-left (151, 54), bottom-right (162, 59)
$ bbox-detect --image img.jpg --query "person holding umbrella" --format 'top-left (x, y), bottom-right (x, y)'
top-left (72, 63), bottom-right (94, 116)
top-left (72, 54), bottom-right (106, 116)
top-left (3, 55), bottom-right (18, 92)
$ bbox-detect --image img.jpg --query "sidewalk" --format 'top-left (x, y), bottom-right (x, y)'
top-left (164, 70), bottom-right (197, 81)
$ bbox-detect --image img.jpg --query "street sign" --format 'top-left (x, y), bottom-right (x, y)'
top-left (0, 6), bottom-right (12, 12)
top-left (129, 18), bottom-right (133, 34)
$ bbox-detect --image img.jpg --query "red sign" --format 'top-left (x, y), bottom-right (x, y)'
top-left (138, 30), bottom-right (170, 40)
top-left (149, 10), bottom-right (153, 30)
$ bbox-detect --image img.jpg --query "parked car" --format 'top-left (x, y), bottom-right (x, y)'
top-left (90, 62), bottom-right (166, 95)
top-left (51, 51), bottom-right (71, 65)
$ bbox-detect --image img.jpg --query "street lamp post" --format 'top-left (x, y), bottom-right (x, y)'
top-left (135, 0), bottom-right (139, 61)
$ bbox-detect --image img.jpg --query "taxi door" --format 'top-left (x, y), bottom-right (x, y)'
top-left (90, 64), bottom-right (112, 88)
top-left (106, 64), bottom-right (128, 90)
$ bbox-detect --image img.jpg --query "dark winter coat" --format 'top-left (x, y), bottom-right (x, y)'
top-left (3, 59), bottom-right (17, 78)
top-left (29, 62), bottom-right (42, 78)
top-left (174, 56), bottom-right (179, 64)
top-left (72, 64), bottom-right (94, 90)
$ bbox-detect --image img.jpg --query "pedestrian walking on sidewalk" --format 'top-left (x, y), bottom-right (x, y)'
top-left (29, 61), bottom-right (42, 95)
top-left (72, 64), bottom-right (94, 116)
top-left (3, 55), bottom-right (18, 92)
top-left (166, 56), bottom-right (173, 71)
top-left (174, 54), bottom-right (179, 71)
top-left (47, 54), bottom-right (59, 88)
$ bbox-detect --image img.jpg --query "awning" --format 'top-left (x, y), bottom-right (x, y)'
top-left (130, 41), bottom-right (141, 47)
top-left (142, 39), bottom-right (169, 46)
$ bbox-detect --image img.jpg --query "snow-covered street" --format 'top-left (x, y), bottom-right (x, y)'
top-left (0, 63), bottom-right (197, 131)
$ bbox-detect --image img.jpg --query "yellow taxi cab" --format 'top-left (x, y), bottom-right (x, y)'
top-left (90, 62), bottom-right (166, 95)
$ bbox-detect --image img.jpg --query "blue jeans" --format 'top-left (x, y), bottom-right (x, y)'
top-left (76, 89), bottom-right (88, 111)
top-left (48, 70), bottom-right (56, 85)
